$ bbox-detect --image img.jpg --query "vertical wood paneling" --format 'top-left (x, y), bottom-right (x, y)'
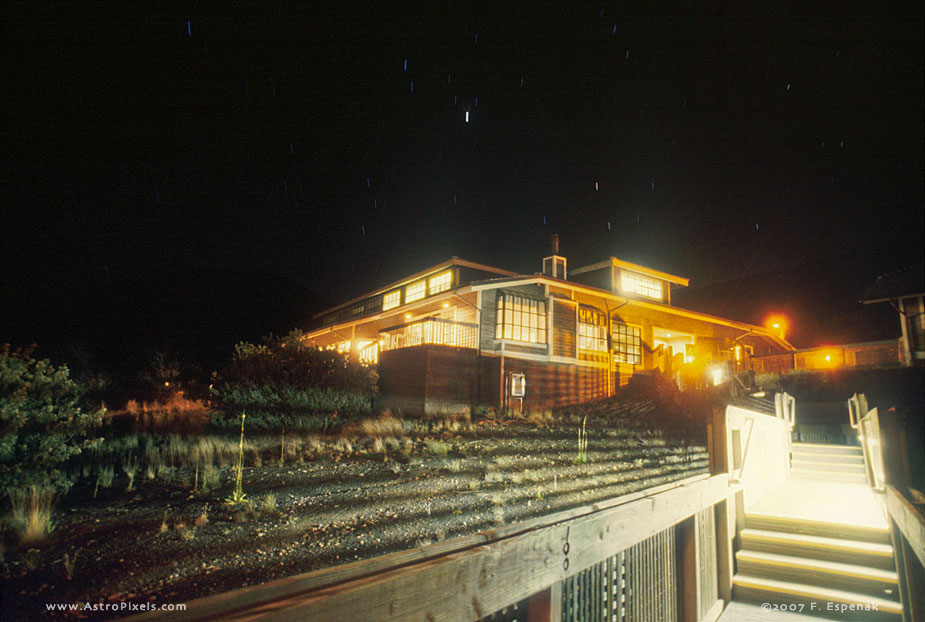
top-left (553, 299), bottom-right (577, 357)
top-left (560, 527), bottom-right (678, 622)
top-left (697, 507), bottom-right (718, 620)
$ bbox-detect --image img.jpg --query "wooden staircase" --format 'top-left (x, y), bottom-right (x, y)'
top-left (790, 443), bottom-right (868, 485)
top-left (732, 444), bottom-right (902, 620)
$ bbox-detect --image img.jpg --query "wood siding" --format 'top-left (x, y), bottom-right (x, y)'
top-left (379, 346), bottom-right (477, 416)
top-left (570, 266), bottom-right (613, 291)
top-left (552, 299), bottom-right (576, 357)
top-left (500, 357), bottom-right (610, 410)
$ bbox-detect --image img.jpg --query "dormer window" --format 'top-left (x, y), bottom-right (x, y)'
top-left (382, 290), bottom-right (401, 311)
top-left (620, 271), bottom-right (663, 300)
top-left (427, 270), bottom-right (453, 295)
top-left (405, 280), bottom-right (426, 303)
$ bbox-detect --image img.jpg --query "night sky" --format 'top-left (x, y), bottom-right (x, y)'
top-left (2, 2), bottom-right (923, 369)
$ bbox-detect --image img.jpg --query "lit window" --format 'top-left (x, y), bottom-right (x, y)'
top-left (620, 271), bottom-right (662, 300)
top-left (357, 340), bottom-right (378, 364)
top-left (495, 293), bottom-right (547, 344)
top-left (382, 290), bottom-right (401, 311)
top-left (578, 306), bottom-right (607, 352)
top-left (405, 280), bottom-right (426, 303)
top-left (428, 270), bottom-right (452, 295)
top-left (612, 323), bottom-right (642, 365)
top-left (352, 304), bottom-right (365, 315)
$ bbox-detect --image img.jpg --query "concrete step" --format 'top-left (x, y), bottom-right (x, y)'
top-left (745, 512), bottom-right (890, 544)
top-left (792, 443), bottom-right (863, 457)
top-left (732, 574), bottom-right (902, 621)
top-left (736, 549), bottom-right (898, 598)
top-left (791, 469), bottom-right (869, 484)
top-left (791, 459), bottom-right (867, 474)
top-left (740, 528), bottom-right (895, 570)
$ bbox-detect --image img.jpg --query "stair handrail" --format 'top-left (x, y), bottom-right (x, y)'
top-left (847, 393), bottom-right (868, 430)
top-left (850, 393), bottom-right (886, 492)
top-left (774, 391), bottom-right (796, 429)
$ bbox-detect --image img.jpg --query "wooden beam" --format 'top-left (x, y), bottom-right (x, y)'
top-left (128, 475), bottom-right (728, 622)
top-left (887, 485), bottom-right (925, 568)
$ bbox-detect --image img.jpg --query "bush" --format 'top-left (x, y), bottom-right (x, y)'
top-left (210, 330), bottom-right (378, 432)
top-left (0, 345), bottom-right (104, 493)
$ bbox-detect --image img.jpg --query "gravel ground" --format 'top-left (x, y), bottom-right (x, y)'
top-left (1, 400), bottom-right (709, 620)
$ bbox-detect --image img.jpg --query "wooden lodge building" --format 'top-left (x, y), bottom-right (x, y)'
top-left (303, 245), bottom-right (793, 415)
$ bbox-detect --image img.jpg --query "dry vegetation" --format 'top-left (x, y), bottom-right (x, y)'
top-left (1, 392), bottom-right (709, 619)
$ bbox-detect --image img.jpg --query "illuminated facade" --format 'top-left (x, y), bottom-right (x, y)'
top-left (303, 255), bottom-right (793, 415)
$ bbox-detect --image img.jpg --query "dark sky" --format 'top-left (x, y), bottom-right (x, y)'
top-left (2, 1), bottom-right (923, 358)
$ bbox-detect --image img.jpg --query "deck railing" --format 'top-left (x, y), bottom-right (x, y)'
top-left (380, 317), bottom-right (478, 351)
top-left (849, 392), bottom-right (925, 619)
top-left (129, 473), bottom-right (734, 622)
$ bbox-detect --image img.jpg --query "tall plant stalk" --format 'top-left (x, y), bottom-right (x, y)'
top-left (227, 411), bottom-right (247, 504)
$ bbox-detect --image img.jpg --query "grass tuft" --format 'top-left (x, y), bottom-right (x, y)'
top-left (7, 485), bottom-right (56, 543)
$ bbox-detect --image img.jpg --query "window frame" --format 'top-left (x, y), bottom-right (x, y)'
top-left (578, 306), bottom-right (608, 352)
top-left (620, 271), bottom-right (663, 300)
top-left (405, 280), bottom-right (426, 303)
top-left (382, 290), bottom-right (401, 311)
top-left (612, 321), bottom-right (643, 365)
top-left (495, 292), bottom-right (548, 345)
top-left (427, 270), bottom-right (453, 295)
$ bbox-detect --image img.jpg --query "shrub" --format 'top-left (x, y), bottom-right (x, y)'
top-left (210, 331), bottom-right (378, 432)
top-left (0, 345), bottom-right (104, 493)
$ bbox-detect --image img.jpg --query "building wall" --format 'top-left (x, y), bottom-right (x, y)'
top-left (494, 355), bottom-right (611, 411)
top-left (552, 298), bottom-right (576, 357)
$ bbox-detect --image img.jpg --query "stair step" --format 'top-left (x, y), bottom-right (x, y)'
top-left (791, 469), bottom-right (869, 484)
top-left (740, 528), bottom-right (895, 569)
top-left (736, 549), bottom-right (898, 597)
top-left (792, 443), bottom-right (863, 456)
top-left (733, 574), bottom-right (902, 621)
top-left (791, 452), bottom-right (866, 466)
top-left (745, 512), bottom-right (890, 544)
top-left (791, 459), bottom-right (867, 474)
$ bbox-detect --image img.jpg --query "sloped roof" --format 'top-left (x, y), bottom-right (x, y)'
top-left (860, 264), bottom-right (925, 303)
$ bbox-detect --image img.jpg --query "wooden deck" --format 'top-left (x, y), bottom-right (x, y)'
top-left (745, 479), bottom-right (888, 530)
top-left (717, 601), bottom-right (840, 621)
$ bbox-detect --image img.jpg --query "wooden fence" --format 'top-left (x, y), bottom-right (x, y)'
top-left (130, 473), bottom-right (734, 622)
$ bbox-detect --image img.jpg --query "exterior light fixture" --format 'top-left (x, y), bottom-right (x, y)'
top-left (405, 313), bottom-right (412, 319)
top-left (442, 302), bottom-right (450, 308)
top-left (766, 316), bottom-right (788, 339)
